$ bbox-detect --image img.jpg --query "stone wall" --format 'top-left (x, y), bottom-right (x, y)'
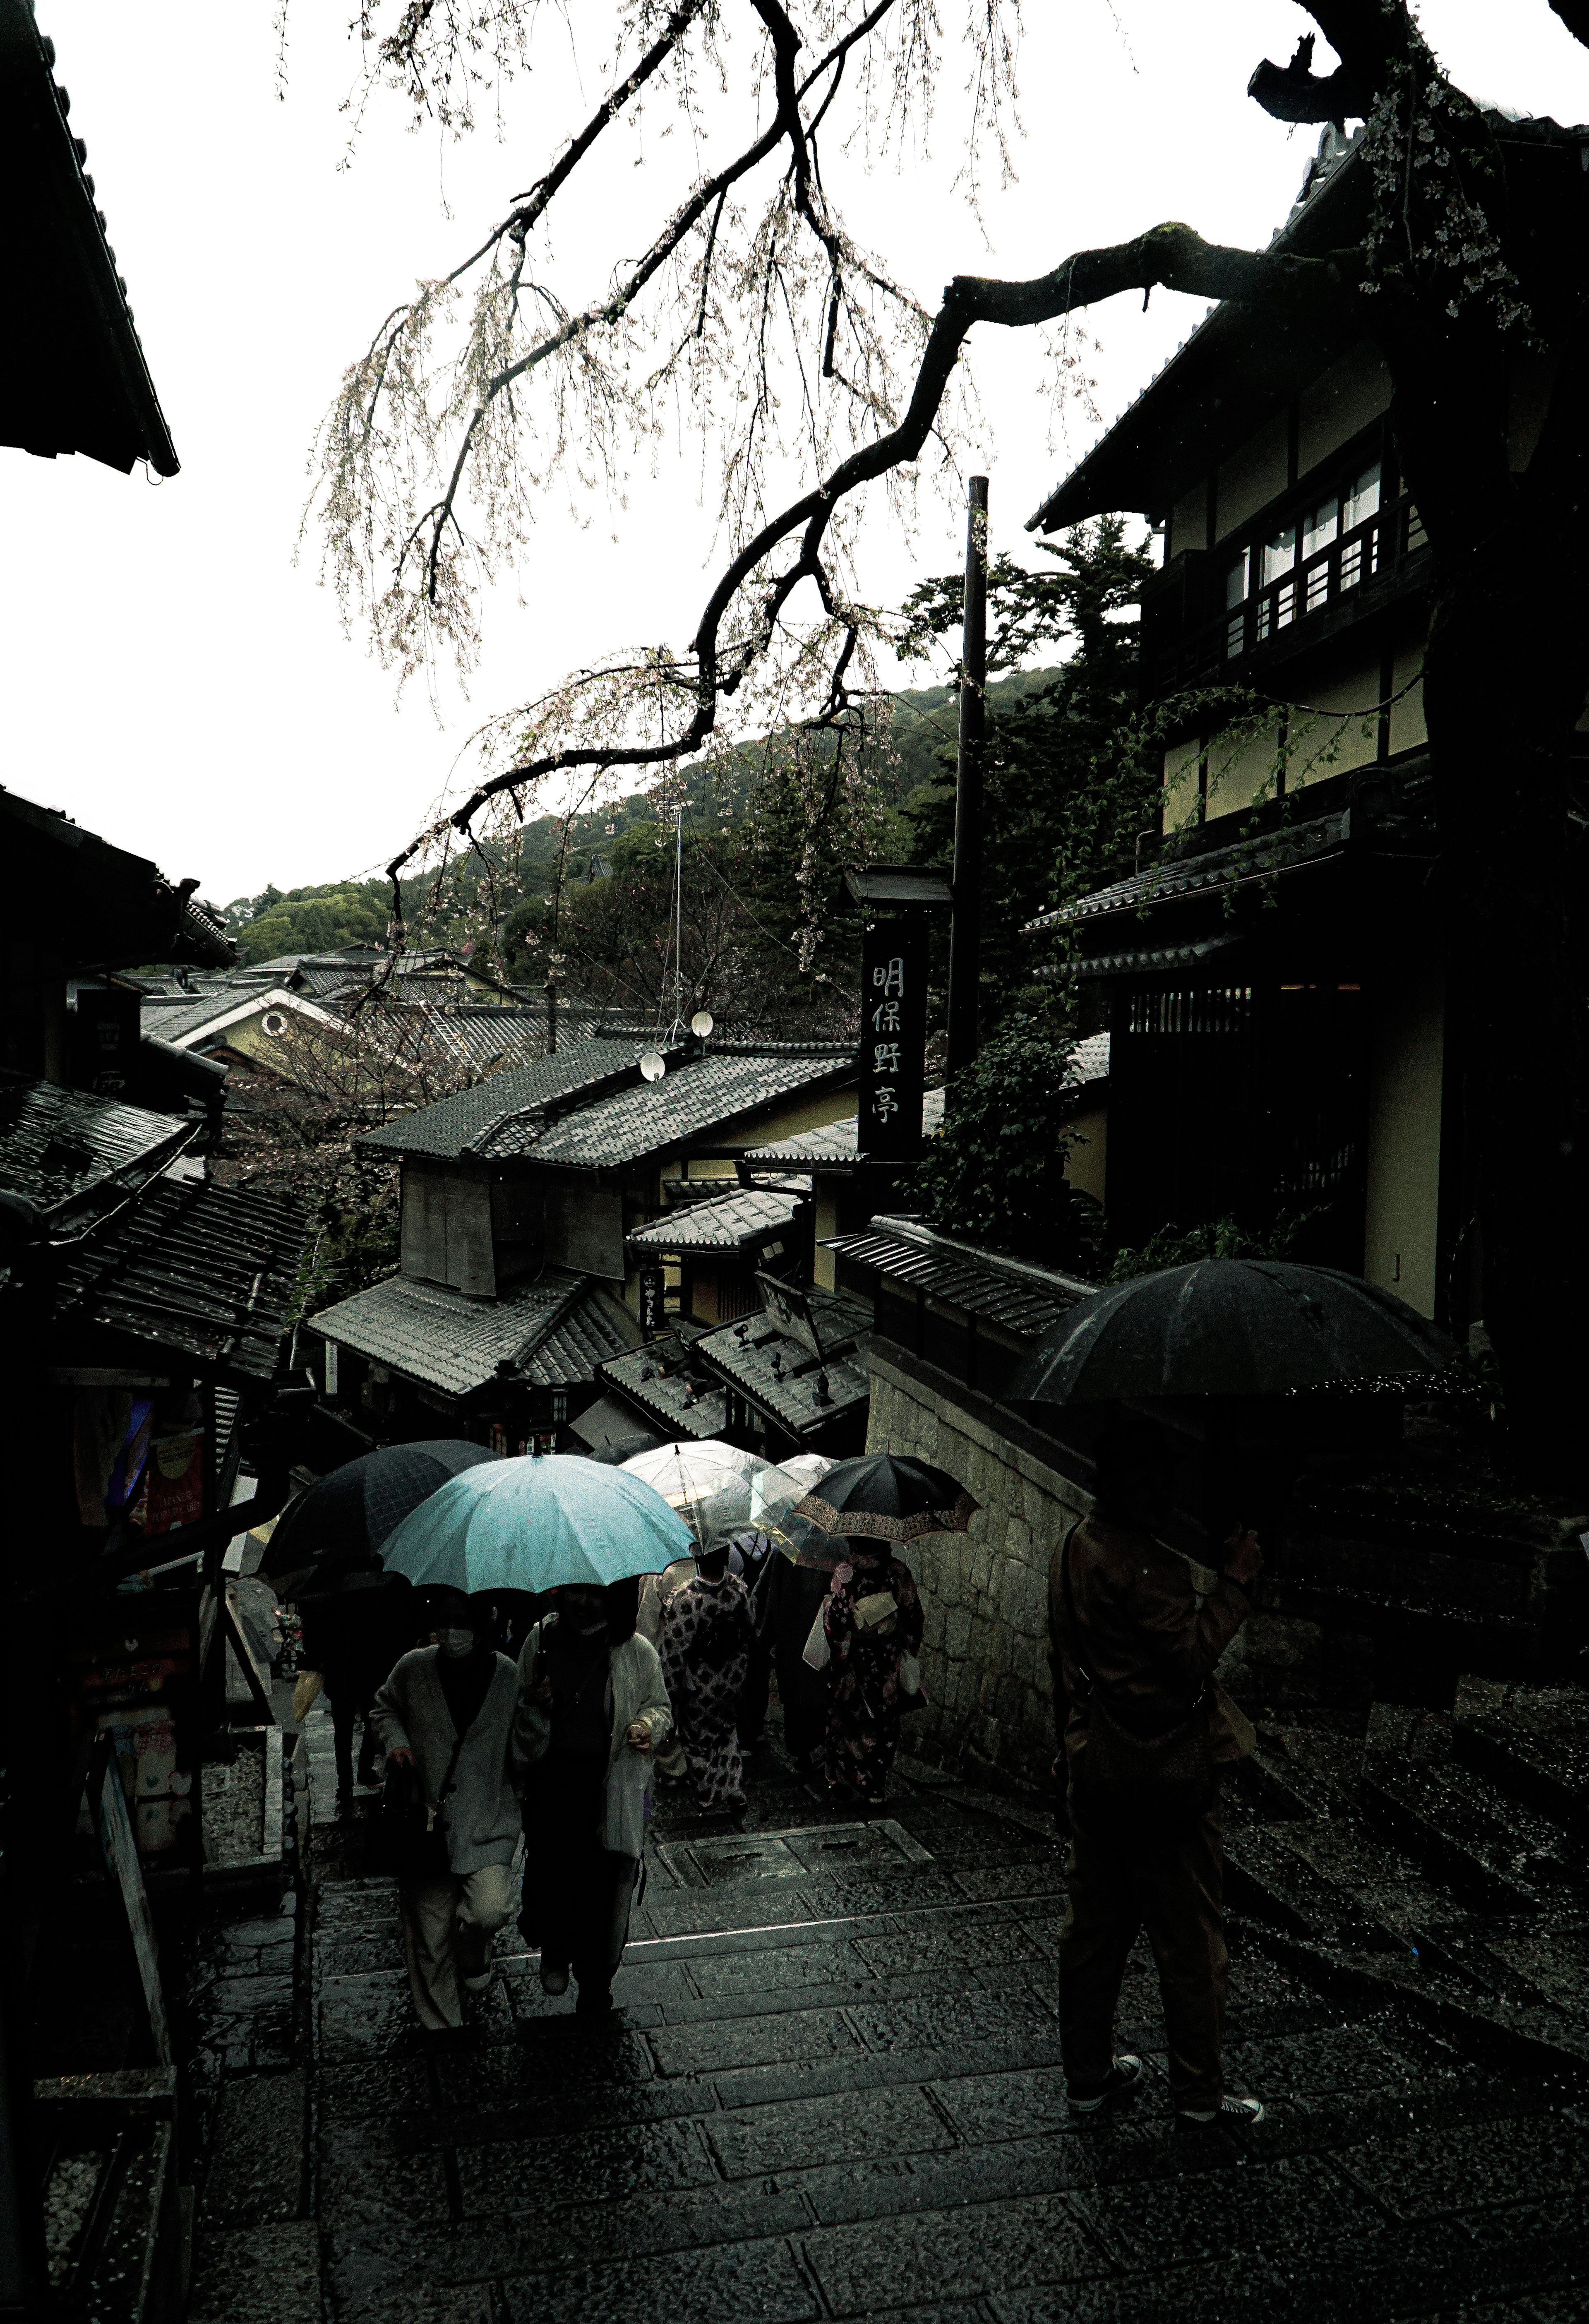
top-left (866, 1344), bottom-right (1091, 1792)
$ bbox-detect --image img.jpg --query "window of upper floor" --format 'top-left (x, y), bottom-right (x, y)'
top-left (1224, 457), bottom-right (1386, 657)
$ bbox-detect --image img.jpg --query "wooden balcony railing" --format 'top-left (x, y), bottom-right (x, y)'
top-left (1141, 492), bottom-right (1430, 696)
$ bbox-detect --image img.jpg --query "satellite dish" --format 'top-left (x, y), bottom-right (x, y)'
top-left (638, 1051), bottom-right (666, 1083)
top-left (690, 1011), bottom-right (714, 1039)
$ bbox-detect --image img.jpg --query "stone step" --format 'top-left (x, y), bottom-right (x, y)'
top-left (1452, 1674), bottom-right (1589, 1835)
top-left (1361, 1705), bottom-right (1587, 1914)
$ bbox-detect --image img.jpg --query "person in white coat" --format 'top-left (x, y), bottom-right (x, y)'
top-left (370, 1588), bottom-right (523, 2032)
top-left (514, 1577), bottom-right (671, 2017)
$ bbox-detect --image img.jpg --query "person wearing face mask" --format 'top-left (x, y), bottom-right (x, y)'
top-left (370, 1587), bottom-right (523, 2032)
top-left (514, 1576), bottom-right (672, 2017)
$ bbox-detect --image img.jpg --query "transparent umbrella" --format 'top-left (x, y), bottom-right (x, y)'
top-left (619, 1439), bottom-right (780, 1552)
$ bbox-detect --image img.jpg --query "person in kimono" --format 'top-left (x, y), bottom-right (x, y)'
top-left (821, 1541), bottom-right (924, 1806)
top-left (656, 1540), bottom-right (757, 1814)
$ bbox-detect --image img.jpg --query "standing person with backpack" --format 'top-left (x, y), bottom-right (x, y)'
top-left (370, 1587), bottom-right (523, 2032)
top-left (657, 1540), bottom-right (757, 1816)
top-left (1049, 1413), bottom-right (1265, 2130)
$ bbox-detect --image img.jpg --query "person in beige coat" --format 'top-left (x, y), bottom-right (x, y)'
top-left (514, 1577), bottom-right (671, 2017)
top-left (370, 1588), bottom-right (523, 2032)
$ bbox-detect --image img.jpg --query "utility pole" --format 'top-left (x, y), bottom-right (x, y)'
top-left (946, 474), bottom-right (989, 1079)
top-left (669, 803), bottom-right (686, 1040)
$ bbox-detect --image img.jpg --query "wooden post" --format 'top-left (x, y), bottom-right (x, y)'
top-left (946, 475), bottom-right (989, 1079)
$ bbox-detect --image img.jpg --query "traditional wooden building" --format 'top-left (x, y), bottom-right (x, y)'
top-left (306, 1040), bottom-right (859, 1450)
top-left (1021, 120), bottom-right (1571, 1324)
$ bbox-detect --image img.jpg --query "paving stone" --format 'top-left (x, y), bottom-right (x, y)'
top-left (499, 2233), bottom-right (819, 2324)
top-left (643, 1889), bottom-right (826, 1939)
top-left (687, 1940), bottom-right (864, 1995)
top-left (798, 2132), bottom-right (1093, 2227)
top-left (852, 1917), bottom-right (1045, 1975)
top-left (336, 2288), bottom-right (502, 2324)
top-left (648, 2005), bottom-right (863, 2078)
top-left (318, 2133), bottom-right (452, 2234)
top-left (847, 1983), bottom-right (1058, 2056)
top-left (318, 1935), bottom-right (407, 1977)
top-left (949, 1863), bottom-right (1068, 1904)
top-left (1217, 2019), bottom-right (1421, 2103)
top-left (1082, 2151), bottom-right (1385, 2272)
top-left (189, 2219), bottom-right (324, 2324)
top-left (455, 2116), bottom-right (718, 2214)
top-left (201, 2069), bottom-right (306, 2229)
top-left (803, 2188), bottom-right (1111, 2312)
top-left (317, 2057), bottom-right (432, 2131)
top-left (1335, 2113), bottom-right (1589, 2223)
top-left (713, 2028), bottom-right (1069, 2113)
top-left (706, 2082), bottom-right (953, 2178)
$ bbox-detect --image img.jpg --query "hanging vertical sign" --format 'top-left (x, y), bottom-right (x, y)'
top-left (638, 1267), bottom-right (667, 1335)
top-left (858, 919), bottom-right (928, 1160)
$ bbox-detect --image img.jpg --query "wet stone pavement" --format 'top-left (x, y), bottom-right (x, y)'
top-left (182, 1693), bottom-right (1589, 2324)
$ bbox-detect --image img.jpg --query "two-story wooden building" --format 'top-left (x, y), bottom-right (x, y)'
top-left (306, 1039), bottom-right (859, 1448)
top-left (1020, 122), bottom-right (1562, 1327)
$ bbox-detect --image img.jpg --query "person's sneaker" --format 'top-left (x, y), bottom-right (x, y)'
top-left (1177, 2095), bottom-right (1265, 2128)
top-left (462, 1969), bottom-right (494, 1993)
top-left (539, 1962), bottom-right (570, 1997)
top-left (1068, 2055), bottom-right (1144, 2113)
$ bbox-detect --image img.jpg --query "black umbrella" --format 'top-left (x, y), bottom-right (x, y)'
top-left (261, 1440), bottom-right (500, 1584)
top-left (1008, 1259), bottom-right (1453, 1405)
top-left (793, 1452), bottom-right (978, 1545)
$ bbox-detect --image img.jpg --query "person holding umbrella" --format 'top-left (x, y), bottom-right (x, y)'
top-left (793, 1455), bottom-right (972, 1809)
top-left (374, 1453), bottom-right (694, 2019)
top-left (515, 1578), bottom-right (672, 2014)
top-left (370, 1586), bottom-right (524, 2032)
top-left (1048, 1410), bottom-right (1264, 2129)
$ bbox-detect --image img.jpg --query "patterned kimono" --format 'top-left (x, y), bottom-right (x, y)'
top-left (822, 1552), bottom-right (924, 1803)
top-left (658, 1569), bottom-right (757, 1807)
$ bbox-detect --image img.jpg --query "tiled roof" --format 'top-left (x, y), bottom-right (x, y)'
top-left (355, 1042), bottom-right (660, 1160)
top-left (739, 1089), bottom-right (948, 1171)
top-left (595, 1330), bottom-right (727, 1440)
top-left (0, 1071), bottom-right (192, 1229)
top-left (694, 1287), bottom-right (872, 1438)
top-left (1023, 814), bottom-right (1351, 935)
top-left (2, 4), bottom-right (178, 475)
top-left (824, 1214), bottom-right (1094, 1340)
top-left (628, 1186), bottom-right (806, 1254)
top-left (49, 1178), bottom-right (310, 1381)
top-left (527, 1049), bottom-right (857, 1172)
top-left (140, 990), bottom-right (270, 1045)
top-left (307, 1268), bottom-right (638, 1398)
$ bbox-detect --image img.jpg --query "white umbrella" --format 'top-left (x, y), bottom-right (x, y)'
top-left (619, 1439), bottom-right (776, 1551)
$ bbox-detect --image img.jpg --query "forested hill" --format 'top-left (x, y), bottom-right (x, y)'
top-left (222, 667), bottom-right (1060, 967)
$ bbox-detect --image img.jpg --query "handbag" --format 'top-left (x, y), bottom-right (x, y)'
top-left (371, 1730), bottom-right (466, 1879)
top-left (1060, 1521), bottom-right (1213, 1819)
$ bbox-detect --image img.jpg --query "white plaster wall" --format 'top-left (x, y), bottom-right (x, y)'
top-left (1363, 963), bottom-right (1445, 1319)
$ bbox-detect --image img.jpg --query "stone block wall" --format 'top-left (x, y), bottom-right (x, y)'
top-left (866, 1346), bottom-right (1091, 1792)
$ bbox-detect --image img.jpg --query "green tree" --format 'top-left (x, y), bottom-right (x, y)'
top-left (915, 1018), bottom-right (1101, 1274)
top-left (895, 522), bottom-right (1157, 1028)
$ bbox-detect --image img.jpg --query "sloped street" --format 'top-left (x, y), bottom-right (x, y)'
top-left (179, 1683), bottom-right (1589, 2324)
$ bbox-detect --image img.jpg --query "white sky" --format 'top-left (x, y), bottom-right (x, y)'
top-left (6, 1), bottom-right (1585, 905)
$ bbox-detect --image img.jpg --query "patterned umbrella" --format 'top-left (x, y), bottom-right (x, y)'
top-left (792, 1452), bottom-right (977, 1545)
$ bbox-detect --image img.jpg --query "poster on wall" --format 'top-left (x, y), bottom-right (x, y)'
top-left (638, 1267), bottom-right (667, 1336)
top-left (130, 1429), bottom-right (205, 1537)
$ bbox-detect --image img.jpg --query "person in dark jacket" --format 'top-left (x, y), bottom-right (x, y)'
top-left (298, 1566), bottom-right (414, 1803)
top-left (1049, 1414), bottom-right (1264, 2130)
top-left (514, 1579), bottom-right (671, 2017)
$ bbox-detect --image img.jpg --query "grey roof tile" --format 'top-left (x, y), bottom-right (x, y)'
top-left (1024, 814), bottom-right (1351, 934)
top-left (742, 1088), bottom-right (945, 1169)
top-left (50, 1177), bottom-right (310, 1380)
top-left (307, 1268), bottom-right (637, 1397)
top-left (628, 1186), bottom-right (806, 1254)
top-left (0, 1071), bottom-right (192, 1227)
top-left (694, 1288), bottom-right (872, 1437)
top-left (824, 1214), bottom-right (1093, 1339)
top-left (354, 1041), bottom-right (658, 1160)
top-left (526, 1049), bottom-right (856, 1172)
top-left (595, 1332), bottom-right (727, 1439)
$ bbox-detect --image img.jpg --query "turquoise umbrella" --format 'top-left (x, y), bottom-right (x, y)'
top-left (378, 1452), bottom-right (692, 1594)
